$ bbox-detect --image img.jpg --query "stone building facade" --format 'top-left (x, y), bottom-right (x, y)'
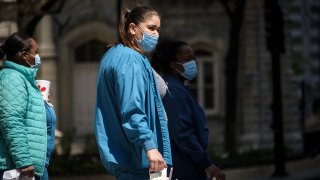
top-left (1, 0), bottom-right (315, 155)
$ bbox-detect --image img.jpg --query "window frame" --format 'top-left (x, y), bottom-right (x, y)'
top-left (187, 52), bottom-right (220, 116)
top-left (74, 39), bottom-right (107, 64)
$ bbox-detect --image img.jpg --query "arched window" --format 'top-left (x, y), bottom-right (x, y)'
top-left (74, 40), bottom-right (108, 63)
top-left (188, 49), bottom-right (219, 115)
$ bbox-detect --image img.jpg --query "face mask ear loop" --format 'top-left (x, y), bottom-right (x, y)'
top-left (135, 36), bottom-right (142, 43)
top-left (134, 25), bottom-right (144, 42)
top-left (25, 59), bottom-right (33, 67)
top-left (135, 25), bottom-right (143, 34)
top-left (173, 62), bottom-right (184, 74)
top-left (25, 51), bottom-right (37, 68)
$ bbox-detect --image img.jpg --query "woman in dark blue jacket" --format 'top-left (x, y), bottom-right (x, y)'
top-left (151, 40), bottom-right (225, 180)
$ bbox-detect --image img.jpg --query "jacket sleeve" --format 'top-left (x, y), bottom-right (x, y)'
top-left (164, 86), bottom-right (212, 170)
top-left (0, 73), bottom-right (33, 168)
top-left (114, 54), bottom-right (156, 152)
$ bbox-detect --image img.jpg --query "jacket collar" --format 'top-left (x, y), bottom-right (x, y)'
top-left (164, 74), bottom-right (181, 84)
top-left (3, 60), bottom-right (38, 83)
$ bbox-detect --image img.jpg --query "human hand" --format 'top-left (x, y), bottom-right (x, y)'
top-left (146, 148), bottom-right (167, 172)
top-left (205, 164), bottom-right (225, 180)
top-left (18, 165), bottom-right (35, 177)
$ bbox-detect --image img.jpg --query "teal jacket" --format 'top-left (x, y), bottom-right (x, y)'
top-left (94, 44), bottom-right (172, 170)
top-left (0, 60), bottom-right (47, 176)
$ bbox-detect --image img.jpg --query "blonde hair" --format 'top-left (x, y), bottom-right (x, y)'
top-left (118, 5), bottom-right (160, 53)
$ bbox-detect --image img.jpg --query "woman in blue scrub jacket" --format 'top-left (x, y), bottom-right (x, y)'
top-left (94, 5), bottom-right (172, 180)
top-left (151, 40), bottom-right (225, 180)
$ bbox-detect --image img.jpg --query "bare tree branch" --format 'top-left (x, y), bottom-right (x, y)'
top-left (22, 0), bottom-right (64, 35)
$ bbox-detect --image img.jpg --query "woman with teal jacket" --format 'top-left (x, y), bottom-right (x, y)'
top-left (94, 5), bottom-right (171, 180)
top-left (0, 33), bottom-right (47, 179)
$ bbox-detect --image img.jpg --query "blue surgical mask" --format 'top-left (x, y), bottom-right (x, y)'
top-left (179, 60), bottom-right (197, 80)
top-left (33, 54), bottom-right (41, 68)
top-left (26, 52), bottom-right (41, 68)
top-left (136, 27), bottom-right (159, 52)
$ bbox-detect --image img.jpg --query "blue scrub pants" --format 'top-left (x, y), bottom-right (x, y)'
top-left (106, 163), bottom-right (149, 180)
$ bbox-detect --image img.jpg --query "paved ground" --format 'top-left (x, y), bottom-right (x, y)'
top-left (251, 167), bottom-right (320, 180)
top-left (225, 155), bottom-right (320, 180)
top-left (51, 155), bottom-right (320, 180)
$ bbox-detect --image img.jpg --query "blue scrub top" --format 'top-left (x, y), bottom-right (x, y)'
top-left (94, 44), bottom-right (172, 170)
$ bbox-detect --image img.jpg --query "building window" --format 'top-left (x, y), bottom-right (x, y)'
top-left (188, 49), bottom-right (219, 115)
top-left (74, 40), bottom-right (108, 63)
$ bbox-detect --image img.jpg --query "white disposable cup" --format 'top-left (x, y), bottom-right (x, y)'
top-left (35, 80), bottom-right (51, 101)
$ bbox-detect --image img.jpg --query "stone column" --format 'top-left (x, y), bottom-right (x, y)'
top-left (34, 15), bottom-right (59, 117)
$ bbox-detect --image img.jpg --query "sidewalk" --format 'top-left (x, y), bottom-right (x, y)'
top-left (51, 155), bottom-right (320, 180)
top-left (225, 155), bottom-right (320, 180)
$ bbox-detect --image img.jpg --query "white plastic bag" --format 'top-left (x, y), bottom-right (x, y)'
top-left (150, 168), bottom-right (173, 180)
top-left (2, 169), bottom-right (34, 180)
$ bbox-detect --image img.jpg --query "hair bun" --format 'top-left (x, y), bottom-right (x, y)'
top-left (123, 9), bottom-right (131, 19)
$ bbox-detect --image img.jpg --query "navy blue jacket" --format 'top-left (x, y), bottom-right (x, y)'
top-left (163, 75), bottom-right (211, 180)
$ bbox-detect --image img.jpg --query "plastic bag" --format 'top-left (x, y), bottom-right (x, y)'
top-left (2, 169), bottom-right (34, 180)
top-left (150, 167), bottom-right (173, 180)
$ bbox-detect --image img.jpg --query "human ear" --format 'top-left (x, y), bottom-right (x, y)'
top-left (18, 51), bottom-right (28, 61)
top-left (128, 23), bottom-right (137, 35)
top-left (170, 61), bottom-right (183, 73)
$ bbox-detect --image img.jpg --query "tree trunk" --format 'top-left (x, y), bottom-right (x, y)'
top-left (223, 0), bottom-right (246, 156)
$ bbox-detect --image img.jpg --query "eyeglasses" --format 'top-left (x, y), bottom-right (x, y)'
top-left (25, 51), bottom-right (37, 57)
